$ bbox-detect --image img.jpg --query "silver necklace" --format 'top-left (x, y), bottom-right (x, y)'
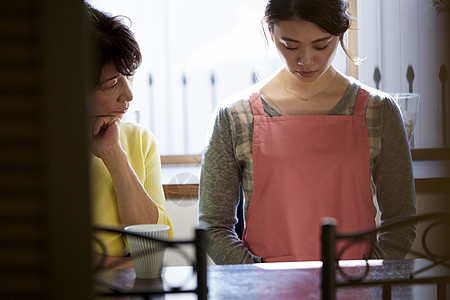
top-left (279, 71), bottom-right (338, 101)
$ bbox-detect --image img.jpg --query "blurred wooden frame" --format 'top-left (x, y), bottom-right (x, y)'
top-left (161, 154), bottom-right (202, 165)
top-left (160, 149), bottom-right (450, 166)
top-left (161, 155), bottom-right (202, 199)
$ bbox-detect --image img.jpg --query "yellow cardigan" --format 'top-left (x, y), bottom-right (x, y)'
top-left (91, 121), bottom-right (173, 256)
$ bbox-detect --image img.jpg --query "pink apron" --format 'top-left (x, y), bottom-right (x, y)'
top-left (243, 87), bottom-right (375, 262)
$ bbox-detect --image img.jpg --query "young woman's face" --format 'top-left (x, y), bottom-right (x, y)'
top-left (270, 19), bottom-right (339, 82)
top-left (91, 62), bottom-right (134, 118)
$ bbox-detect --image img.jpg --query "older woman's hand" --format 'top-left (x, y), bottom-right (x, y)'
top-left (90, 115), bottom-right (123, 161)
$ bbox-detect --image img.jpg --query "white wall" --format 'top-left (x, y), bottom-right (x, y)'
top-left (165, 198), bottom-right (215, 266)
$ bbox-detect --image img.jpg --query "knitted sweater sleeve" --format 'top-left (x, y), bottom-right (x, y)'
top-left (199, 105), bottom-right (256, 264)
top-left (372, 96), bottom-right (417, 259)
top-left (143, 131), bottom-right (174, 239)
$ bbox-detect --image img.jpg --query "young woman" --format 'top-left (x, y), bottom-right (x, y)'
top-left (86, 3), bottom-right (173, 268)
top-left (199, 0), bottom-right (416, 264)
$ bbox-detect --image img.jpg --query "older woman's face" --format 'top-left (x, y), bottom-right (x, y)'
top-left (91, 62), bottom-right (134, 119)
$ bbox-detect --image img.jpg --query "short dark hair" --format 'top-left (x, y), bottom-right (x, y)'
top-left (85, 3), bottom-right (142, 89)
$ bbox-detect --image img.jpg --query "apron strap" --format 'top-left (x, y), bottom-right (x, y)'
top-left (353, 87), bottom-right (370, 117)
top-left (249, 93), bottom-right (265, 116)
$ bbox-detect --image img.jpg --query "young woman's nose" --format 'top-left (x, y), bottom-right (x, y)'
top-left (298, 48), bottom-right (314, 66)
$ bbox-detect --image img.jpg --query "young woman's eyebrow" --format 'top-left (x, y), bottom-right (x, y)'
top-left (281, 36), bottom-right (332, 44)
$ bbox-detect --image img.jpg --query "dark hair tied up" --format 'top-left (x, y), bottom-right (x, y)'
top-left (263, 0), bottom-right (361, 64)
top-left (264, 0), bottom-right (352, 36)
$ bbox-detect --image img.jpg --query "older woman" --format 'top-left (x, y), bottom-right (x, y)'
top-left (86, 3), bottom-right (173, 268)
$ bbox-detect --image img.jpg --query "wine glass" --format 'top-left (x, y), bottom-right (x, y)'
top-left (390, 93), bottom-right (420, 144)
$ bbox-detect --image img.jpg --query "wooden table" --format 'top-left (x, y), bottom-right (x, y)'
top-left (94, 258), bottom-right (449, 299)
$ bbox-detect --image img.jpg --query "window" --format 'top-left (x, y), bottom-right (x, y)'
top-left (88, 0), bottom-right (448, 153)
top-left (357, 0), bottom-right (449, 148)
top-left (87, 0), bottom-right (349, 155)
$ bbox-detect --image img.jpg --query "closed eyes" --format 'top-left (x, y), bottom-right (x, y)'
top-left (283, 43), bottom-right (329, 51)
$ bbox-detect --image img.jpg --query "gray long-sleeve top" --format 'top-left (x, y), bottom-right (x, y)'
top-left (199, 79), bottom-right (417, 264)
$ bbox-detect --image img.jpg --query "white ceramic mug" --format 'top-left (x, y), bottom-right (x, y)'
top-left (124, 224), bottom-right (170, 279)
